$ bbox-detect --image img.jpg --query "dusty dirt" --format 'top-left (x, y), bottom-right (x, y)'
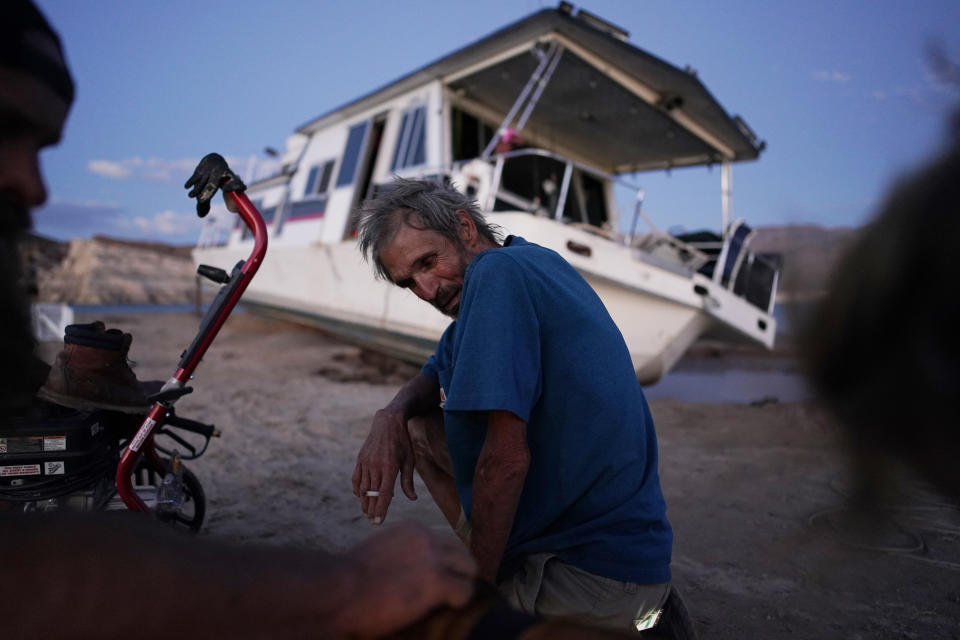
top-left (74, 311), bottom-right (960, 639)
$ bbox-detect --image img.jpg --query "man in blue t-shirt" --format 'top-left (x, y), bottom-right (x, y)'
top-left (353, 179), bottom-right (687, 634)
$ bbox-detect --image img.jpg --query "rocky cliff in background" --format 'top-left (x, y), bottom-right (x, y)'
top-left (752, 225), bottom-right (858, 302)
top-left (31, 235), bottom-right (196, 305)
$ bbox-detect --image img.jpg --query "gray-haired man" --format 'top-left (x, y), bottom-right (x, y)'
top-left (353, 179), bottom-right (694, 636)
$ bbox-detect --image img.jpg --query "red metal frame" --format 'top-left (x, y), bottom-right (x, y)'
top-left (115, 191), bottom-right (267, 512)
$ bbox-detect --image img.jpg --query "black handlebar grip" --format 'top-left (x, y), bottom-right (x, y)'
top-left (197, 264), bottom-right (230, 283)
top-left (164, 414), bottom-right (217, 439)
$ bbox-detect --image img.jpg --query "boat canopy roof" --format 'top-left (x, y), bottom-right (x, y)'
top-left (296, 5), bottom-right (764, 175)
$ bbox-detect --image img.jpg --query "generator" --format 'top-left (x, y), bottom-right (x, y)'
top-left (0, 407), bottom-right (126, 511)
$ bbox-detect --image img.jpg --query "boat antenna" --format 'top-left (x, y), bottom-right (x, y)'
top-left (721, 160), bottom-right (732, 237)
top-left (628, 188), bottom-right (646, 245)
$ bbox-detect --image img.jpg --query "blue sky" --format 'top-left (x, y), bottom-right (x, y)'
top-left (32, 0), bottom-right (960, 245)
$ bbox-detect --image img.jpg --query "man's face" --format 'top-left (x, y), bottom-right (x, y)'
top-left (0, 72), bottom-right (67, 409)
top-left (0, 2), bottom-right (73, 409)
top-left (0, 76), bottom-right (66, 233)
top-left (379, 218), bottom-right (476, 318)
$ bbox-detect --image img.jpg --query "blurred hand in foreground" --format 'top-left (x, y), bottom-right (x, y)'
top-left (336, 522), bottom-right (475, 636)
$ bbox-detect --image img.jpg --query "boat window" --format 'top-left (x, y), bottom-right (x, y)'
top-left (304, 160), bottom-right (335, 198)
top-left (559, 170), bottom-right (607, 227)
top-left (391, 104), bottom-right (427, 171)
top-left (493, 154), bottom-right (566, 216)
top-left (336, 121), bottom-right (370, 188)
top-left (450, 106), bottom-right (494, 162)
top-left (284, 200), bottom-right (326, 223)
top-left (579, 172), bottom-right (608, 227)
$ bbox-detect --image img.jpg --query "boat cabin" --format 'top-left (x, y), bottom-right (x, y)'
top-left (202, 4), bottom-right (763, 253)
top-left (195, 3), bottom-right (779, 378)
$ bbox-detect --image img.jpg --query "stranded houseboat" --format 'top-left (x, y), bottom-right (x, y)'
top-left (195, 3), bottom-right (778, 384)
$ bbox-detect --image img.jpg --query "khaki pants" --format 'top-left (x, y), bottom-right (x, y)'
top-left (497, 553), bottom-right (670, 633)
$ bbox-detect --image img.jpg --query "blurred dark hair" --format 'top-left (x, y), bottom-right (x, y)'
top-left (802, 116), bottom-right (960, 496)
top-left (0, 0), bottom-right (74, 105)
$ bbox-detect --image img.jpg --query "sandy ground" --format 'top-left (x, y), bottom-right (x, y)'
top-left (70, 311), bottom-right (960, 639)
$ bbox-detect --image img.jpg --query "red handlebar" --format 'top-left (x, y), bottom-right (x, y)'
top-left (175, 192), bottom-right (267, 379)
top-left (115, 190), bottom-right (267, 512)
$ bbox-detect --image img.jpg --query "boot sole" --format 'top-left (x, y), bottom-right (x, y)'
top-left (36, 386), bottom-right (152, 415)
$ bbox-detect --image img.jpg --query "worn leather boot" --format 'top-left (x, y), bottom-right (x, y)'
top-left (37, 321), bottom-right (150, 414)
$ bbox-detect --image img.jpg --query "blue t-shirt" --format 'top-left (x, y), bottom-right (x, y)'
top-left (422, 236), bottom-right (672, 584)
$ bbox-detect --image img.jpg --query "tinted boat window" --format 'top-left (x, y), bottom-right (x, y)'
top-left (304, 165), bottom-right (320, 195)
top-left (316, 160), bottom-right (334, 194)
top-left (581, 171), bottom-right (608, 227)
top-left (451, 106), bottom-right (494, 161)
top-left (391, 105), bottom-right (427, 171)
top-left (336, 121), bottom-right (369, 188)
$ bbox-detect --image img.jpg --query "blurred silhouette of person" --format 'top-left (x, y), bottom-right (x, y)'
top-left (0, 2), bottom-right (478, 637)
top-left (803, 98), bottom-right (960, 500)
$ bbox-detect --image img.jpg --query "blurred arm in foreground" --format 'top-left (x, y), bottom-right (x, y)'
top-left (0, 516), bottom-right (474, 638)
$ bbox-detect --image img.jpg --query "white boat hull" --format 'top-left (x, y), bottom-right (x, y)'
top-left (195, 214), bottom-right (775, 385)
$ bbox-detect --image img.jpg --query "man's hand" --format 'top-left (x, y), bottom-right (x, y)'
top-left (353, 373), bottom-right (442, 525)
top-left (335, 522), bottom-right (476, 636)
top-left (353, 407), bottom-right (418, 524)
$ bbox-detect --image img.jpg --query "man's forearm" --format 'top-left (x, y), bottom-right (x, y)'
top-left (385, 371), bottom-right (441, 420)
top-left (469, 410), bottom-right (530, 582)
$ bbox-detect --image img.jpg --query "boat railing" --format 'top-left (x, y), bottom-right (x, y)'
top-left (445, 148), bottom-right (641, 233)
top-left (196, 215), bottom-right (232, 248)
top-left (674, 224), bottom-right (779, 314)
top-left (404, 152), bottom-right (779, 314)
top-left (491, 148), bottom-right (639, 221)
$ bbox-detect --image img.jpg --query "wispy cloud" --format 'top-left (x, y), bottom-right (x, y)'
top-left (870, 82), bottom-right (944, 105)
top-left (128, 209), bottom-right (200, 236)
top-left (32, 198), bottom-right (202, 243)
top-left (32, 198), bottom-right (125, 238)
top-left (812, 69), bottom-right (852, 84)
top-left (87, 155), bottom-right (252, 183)
top-left (87, 156), bottom-right (201, 182)
top-left (88, 160), bottom-right (132, 179)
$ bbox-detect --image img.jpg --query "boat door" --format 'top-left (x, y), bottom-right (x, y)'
top-left (343, 113), bottom-right (387, 239)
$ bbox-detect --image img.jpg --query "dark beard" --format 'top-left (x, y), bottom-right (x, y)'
top-left (431, 245), bottom-right (473, 318)
top-left (431, 283), bottom-right (462, 318)
top-left (0, 195), bottom-right (47, 412)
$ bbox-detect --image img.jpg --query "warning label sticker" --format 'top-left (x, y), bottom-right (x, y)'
top-left (1, 464), bottom-right (41, 477)
top-left (0, 438), bottom-right (5, 454)
top-left (43, 436), bottom-right (67, 452)
top-left (129, 417), bottom-right (157, 453)
top-left (2, 437), bottom-right (42, 454)
top-left (44, 461), bottom-right (65, 475)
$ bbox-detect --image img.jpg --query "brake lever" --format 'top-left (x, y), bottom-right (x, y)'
top-left (155, 427), bottom-right (199, 458)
